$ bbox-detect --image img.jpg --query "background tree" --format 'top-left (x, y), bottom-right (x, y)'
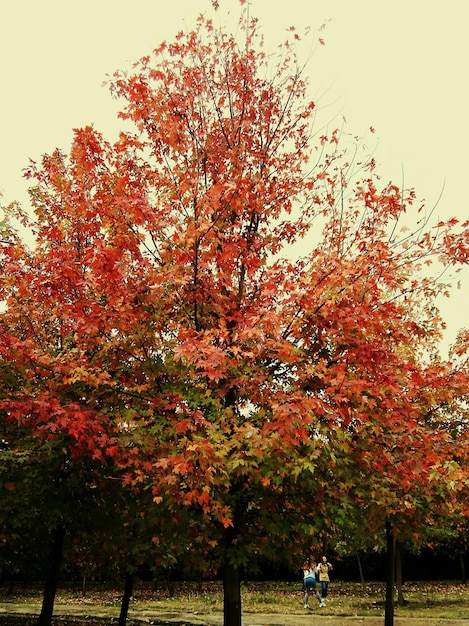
top-left (0, 199), bottom-right (139, 625)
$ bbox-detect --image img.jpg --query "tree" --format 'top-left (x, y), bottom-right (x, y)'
top-left (0, 202), bottom-right (137, 624)
top-left (322, 340), bottom-right (469, 623)
top-left (1, 4), bottom-right (469, 626)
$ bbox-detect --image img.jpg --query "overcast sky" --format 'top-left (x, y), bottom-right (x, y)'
top-left (1, 0), bottom-right (467, 353)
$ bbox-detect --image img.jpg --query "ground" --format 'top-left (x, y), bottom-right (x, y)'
top-left (1, 580), bottom-right (468, 625)
top-left (1, 615), bottom-right (469, 626)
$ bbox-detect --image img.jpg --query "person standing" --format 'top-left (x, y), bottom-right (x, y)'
top-left (318, 555), bottom-right (333, 600)
top-left (302, 560), bottom-right (325, 609)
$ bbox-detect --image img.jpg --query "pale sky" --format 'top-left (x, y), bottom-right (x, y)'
top-left (1, 0), bottom-right (467, 353)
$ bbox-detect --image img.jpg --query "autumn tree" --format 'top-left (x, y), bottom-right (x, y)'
top-left (1, 5), bottom-right (469, 626)
top-left (0, 200), bottom-right (147, 625)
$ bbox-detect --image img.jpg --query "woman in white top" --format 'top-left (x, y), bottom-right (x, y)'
top-left (302, 560), bottom-right (325, 609)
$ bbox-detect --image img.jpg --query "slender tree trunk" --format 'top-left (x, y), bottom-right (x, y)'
top-left (459, 550), bottom-right (466, 584)
top-left (223, 558), bottom-right (241, 626)
top-left (118, 571), bottom-right (134, 626)
top-left (384, 519), bottom-right (395, 626)
top-left (221, 393), bottom-right (243, 626)
top-left (356, 551), bottom-right (365, 584)
top-left (396, 541), bottom-right (406, 606)
top-left (36, 525), bottom-right (66, 626)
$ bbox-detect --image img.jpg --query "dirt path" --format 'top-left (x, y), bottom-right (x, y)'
top-left (163, 615), bottom-right (469, 626)
top-left (2, 605), bottom-right (468, 626)
top-left (234, 613), bottom-right (468, 626)
top-left (156, 615), bottom-right (468, 626)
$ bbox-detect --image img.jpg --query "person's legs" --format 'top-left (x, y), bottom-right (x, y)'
top-left (315, 586), bottom-right (324, 606)
top-left (304, 584), bottom-right (311, 608)
top-left (321, 581), bottom-right (328, 598)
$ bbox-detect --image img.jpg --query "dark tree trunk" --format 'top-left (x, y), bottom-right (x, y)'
top-left (220, 388), bottom-right (243, 626)
top-left (396, 541), bottom-right (406, 606)
top-left (384, 519), bottom-right (395, 626)
top-left (356, 551), bottom-right (365, 584)
top-left (223, 558), bottom-right (241, 626)
top-left (118, 571), bottom-right (134, 626)
top-left (36, 525), bottom-right (66, 626)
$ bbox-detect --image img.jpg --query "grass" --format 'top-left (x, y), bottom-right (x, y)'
top-left (1, 580), bottom-right (469, 623)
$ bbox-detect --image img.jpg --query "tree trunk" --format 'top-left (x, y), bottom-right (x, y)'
top-left (118, 571), bottom-right (134, 626)
top-left (223, 558), bottom-right (241, 626)
top-left (384, 519), bottom-right (395, 626)
top-left (36, 525), bottom-right (66, 626)
top-left (356, 551), bottom-right (365, 584)
top-left (396, 541), bottom-right (406, 605)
